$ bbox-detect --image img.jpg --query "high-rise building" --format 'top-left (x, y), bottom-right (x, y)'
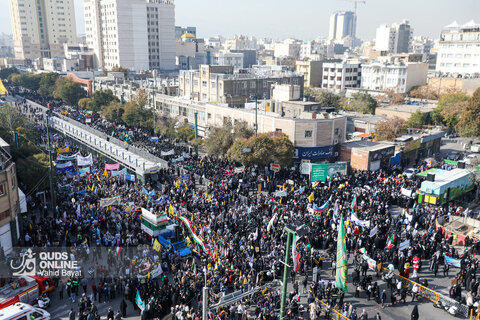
top-left (84, 0), bottom-right (175, 71)
top-left (175, 26), bottom-right (196, 39)
top-left (436, 20), bottom-right (480, 77)
top-left (9, 0), bottom-right (77, 60)
top-left (375, 20), bottom-right (413, 54)
top-left (328, 11), bottom-right (355, 41)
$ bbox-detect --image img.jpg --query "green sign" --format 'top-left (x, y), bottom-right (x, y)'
top-left (311, 162), bottom-right (347, 183)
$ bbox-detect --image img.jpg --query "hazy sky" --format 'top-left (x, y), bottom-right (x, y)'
top-left (0, 0), bottom-right (478, 40)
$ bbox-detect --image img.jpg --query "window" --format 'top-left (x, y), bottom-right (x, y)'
top-left (305, 130), bottom-right (312, 138)
top-left (0, 184), bottom-right (4, 197)
top-left (202, 93), bottom-right (207, 99)
top-left (207, 113), bottom-right (211, 119)
top-left (30, 311), bottom-right (44, 319)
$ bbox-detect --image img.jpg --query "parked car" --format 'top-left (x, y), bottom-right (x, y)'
top-left (465, 154), bottom-right (480, 165)
top-left (403, 168), bottom-right (416, 179)
top-left (447, 151), bottom-right (462, 161)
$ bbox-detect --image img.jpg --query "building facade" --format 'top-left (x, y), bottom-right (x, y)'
top-left (329, 11), bottom-right (355, 41)
top-left (295, 60), bottom-right (324, 88)
top-left (375, 20), bottom-right (413, 54)
top-left (436, 20), bottom-right (480, 76)
top-left (175, 26), bottom-right (196, 39)
top-left (178, 65), bottom-right (304, 106)
top-left (361, 61), bottom-right (428, 93)
top-left (211, 50), bottom-right (244, 68)
top-left (84, 0), bottom-right (175, 71)
top-left (9, 0), bottom-right (77, 60)
top-left (321, 62), bottom-right (361, 92)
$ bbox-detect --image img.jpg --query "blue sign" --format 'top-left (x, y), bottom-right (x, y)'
top-left (294, 145), bottom-right (335, 160)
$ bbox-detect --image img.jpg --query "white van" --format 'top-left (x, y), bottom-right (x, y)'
top-left (0, 303), bottom-right (50, 320)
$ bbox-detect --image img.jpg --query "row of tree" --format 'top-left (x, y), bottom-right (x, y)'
top-left (305, 89), bottom-right (379, 114)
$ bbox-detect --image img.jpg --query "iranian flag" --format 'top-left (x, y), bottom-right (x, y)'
top-left (351, 194), bottom-right (357, 210)
top-left (116, 246), bottom-right (122, 256)
top-left (292, 234), bottom-right (300, 272)
top-left (386, 234), bottom-right (394, 249)
top-left (179, 216), bottom-right (216, 261)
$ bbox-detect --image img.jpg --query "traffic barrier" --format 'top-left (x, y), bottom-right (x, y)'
top-left (311, 292), bottom-right (350, 320)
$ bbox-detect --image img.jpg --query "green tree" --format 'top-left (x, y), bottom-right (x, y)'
top-left (0, 67), bottom-right (18, 80)
top-left (456, 88), bottom-right (480, 137)
top-left (155, 118), bottom-right (177, 139)
top-left (316, 91), bottom-right (341, 109)
top-left (53, 78), bottom-right (87, 105)
top-left (122, 103), bottom-right (153, 129)
top-left (176, 123), bottom-right (195, 141)
top-left (9, 73), bottom-right (41, 91)
top-left (37, 73), bottom-right (59, 97)
top-left (78, 98), bottom-right (91, 110)
top-left (111, 65), bottom-right (128, 76)
top-left (270, 132), bottom-right (295, 167)
top-left (340, 91), bottom-right (378, 114)
top-left (407, 110), bottom-right (427, 128)
top-left (204, 119), bottom-right (234, 157)
top-left (91, 89), bottom-right (118, 110)
top-left (433, 92), bottom-right (469, 127)
top-left (373, 117), bottom-right (407, 141)
top-left (101, 101), bottom-right (125, 123)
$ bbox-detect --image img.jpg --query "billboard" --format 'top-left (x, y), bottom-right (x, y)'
top-left (310, 162), bottom-right (347, 183)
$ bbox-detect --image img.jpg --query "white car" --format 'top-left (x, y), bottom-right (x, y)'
top-left (0, 303), bottom-right (50, 320)
top-left (403, 168), bottom-right (416, 179)
top-left (465, 154), bottom-right (480, 165)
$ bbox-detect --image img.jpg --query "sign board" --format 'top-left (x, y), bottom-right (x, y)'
top-left (295, 145), bottom-right (335, 160)
top-left (310, 162), bottom-right (347, 183)
top-left (300, 162), bottom-right (312, 175)
top-left (313, 267), bottom-right (318, 283)
top-left (270, 163), bottom-right (280, 173)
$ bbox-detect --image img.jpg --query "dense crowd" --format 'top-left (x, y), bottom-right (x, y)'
top-left (5, 89), bottom-right (480, 320)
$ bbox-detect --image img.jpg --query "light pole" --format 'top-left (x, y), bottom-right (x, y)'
top-left (45, 116), bottom-right (56, 216)
top-left (202, 267), bottom-right (208, 320)
top-left (255, 95), bottom-right (258, 136)
top-left (279, 228), bottom-right (293, 319)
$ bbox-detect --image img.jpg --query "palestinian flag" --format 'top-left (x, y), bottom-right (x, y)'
top-left (412, 201), bottom-right (418, 211)
top-left (351, 194), bottom-right (357, 210)
top-left (386, 234), bottom-right (394, 249)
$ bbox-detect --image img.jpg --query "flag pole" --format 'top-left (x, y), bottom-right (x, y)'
top-left (280, 228), bottom-right (293, 319)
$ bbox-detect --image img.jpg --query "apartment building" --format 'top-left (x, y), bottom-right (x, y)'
top-left (329, 11), bottom-right (355, 41)
top-left (436, 20), bottom-right (480, 76)
top-left (84, 0), bottom-right (175, 71)
top-left (321, 62), bottom-right (361, 92)
top-left (178, 65), bottom-right (304, 106)
top-left (9, 0), bottom-right (77, 60)
top-left (295, 60), bottom-right (325, 88)
top-left (0, 139), bottom-right (21, 254)
top-left (375, 20), bottom-right (413, 54)
top-left (361, 61), bottom-right (428, 93)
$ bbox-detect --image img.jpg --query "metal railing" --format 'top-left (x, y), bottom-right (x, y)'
top-left (312, 292), bottom-right (350, 320)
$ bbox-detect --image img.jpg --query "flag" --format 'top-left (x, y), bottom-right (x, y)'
top-left (179, 216), bottom-right (216, 261)
top-left (308, 192), bottom-right (315, 203)
top-left (0, 80), bottom-right (8, 95)
top-left (335, 216), bottom-right (348, 292)
top-left (135, 290), bottom-right (145, 311)
top-left (333, 200), bottom-right (339, 221)
top-left (351, 194), bottom-right (357, 210)
top-left (191, 259), bottom-right (196, 272)
top-left (153, 239), bottom-right (161, 252)
top-left (103, 169), bottom-right (108, 177)
top-left (168, 204), bottom-right (175, 215)
top-left (267, 213), bottom-right (277, 232)
top-left (116, 246), bottom-right (122, 256)
top-left (412, 201), bottom-right (418, 211)
top-left (292, 234), bottom-right (300, 273)
top-left (386, 234), bottom-right (394, 249)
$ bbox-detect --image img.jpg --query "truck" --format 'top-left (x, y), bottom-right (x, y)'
top-left (0, 302), bottom-right (50, 320)
top-left (0, 276), bottom-right (53, 310)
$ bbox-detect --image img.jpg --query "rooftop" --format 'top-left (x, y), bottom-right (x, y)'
top-left (343, 140), bottom-right (393, 151)
top-left (376, 104), bottom-right (436, 114)
top-left (422, 168), bottom-right (472, 186)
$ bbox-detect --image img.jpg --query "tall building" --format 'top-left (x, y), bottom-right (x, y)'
top-left (84, 0), bottom-right (175, 71)
top-left (321, 61), bottom-right (361, 93)
top-left (436, 20), bottom-right (480, 77)
top-left (375, 20), bottom-right (413, 54)
top-left (328, 11), bottom-right (355, 41)
top-left (8, 0), bottom-right (77, 60)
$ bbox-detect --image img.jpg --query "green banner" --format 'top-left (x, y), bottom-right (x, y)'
top-left (335, 216), bottom-right (348, 292)
top-left (444, 159), bottom-right (458, 165)
top-left (310, 163), bottom-right (347, 183)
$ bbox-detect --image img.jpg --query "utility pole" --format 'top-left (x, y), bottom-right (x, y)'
top-left (255, 96), bottom-right (258, 136)
top-left (202, 268), bottom-right (208, 320)
top-left (152, 70), bottom-right (157, 135)
top-left (45, 116), bottom-right (56, 216)
top-left (279, 229), bottom-right (293, 319)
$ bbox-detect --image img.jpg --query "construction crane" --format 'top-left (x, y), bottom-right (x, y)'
top-left (341, 0), bottom-right (366, 40)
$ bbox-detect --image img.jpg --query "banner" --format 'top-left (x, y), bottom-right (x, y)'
top-left (66, 171), bottom-right (79, 178)
top-left (56, 161), bottom-right (73, 169)
top-left (444, 255), bottom-right (461, 268)
top-left (111, 168), bottom-right (127, 177)
top-left (56, 165), bottom-right (75, 174)
top-left (100, 196), bottom-right (121, 208)
top-left (235, 166), bottom-right (245, 174)
top-left (399, 240), bottom-right (411, 251)
top-left (79, 167), bottom-right (91, 174)
top-left (57, 153), bottom-right (78, 161)
top-left (182, 152), bottom-right (190, 159)
top-left (161, 149), bottom-right (175, 156)
top-left (311, 162), bottom-right (347, 183)
top-left (58, 146), bottom-right (70, 154)
top-left (335, 216), bottom-right (348, 292)
top-left (294, 186), bottom-right (305, 195)
top-left (124, 174), bottom-right (135, 182)
top-left (0, 79), bottom-right (8, 95)
top-left (105, 163), bottom-right (120, 171)
top-left (292, 234), bottom-right (300, 272)
top-left (171, 156), bottom-right (184, 163)
top-left (350, 212), bottom-right (370, 228)
top-left (369, 225), bottom-right (378, 238)
top-left (76, 154), bottom-right (93, 166)
top-left (274, 190), bottom-right (287, 197)
top-left (359, 248), bottom-right (377, 271)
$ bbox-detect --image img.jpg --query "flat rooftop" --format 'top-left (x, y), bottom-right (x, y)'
top-left (343, 140), bottom-right (393, 151)
top-left (377, 104), bottom-right (436, 113)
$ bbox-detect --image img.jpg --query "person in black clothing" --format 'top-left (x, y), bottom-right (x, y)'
top-left (120, 299), bottom-right (127, 317)
top-left (411, 305), bottom-right (419, 320)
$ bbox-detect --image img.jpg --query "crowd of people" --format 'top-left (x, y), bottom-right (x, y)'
top-left (4, 89), bottom-right (480, 320)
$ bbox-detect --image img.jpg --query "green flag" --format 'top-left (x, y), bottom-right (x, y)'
top-left (335, 216), bottom-right (348, 292)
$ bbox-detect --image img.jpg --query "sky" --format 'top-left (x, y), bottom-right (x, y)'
top-left (0, 0), bottom-right (478, 41)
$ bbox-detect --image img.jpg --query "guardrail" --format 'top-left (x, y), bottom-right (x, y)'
top-left (311, 291), bottom-right (350, 320)
top-left (384, 268), bottom-right (469, 318)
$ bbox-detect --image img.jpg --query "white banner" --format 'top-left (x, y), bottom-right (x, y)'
top-left (76, 154), bottom-right (93, 166)
top-left (350, 212), bottom-right (371, 228)
top-left (161, 149), bottom-right (175, 156)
